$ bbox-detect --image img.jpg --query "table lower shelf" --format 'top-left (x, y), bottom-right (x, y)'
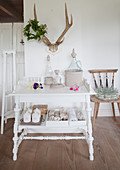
top-left (19, 124), bottom-right (87, 134)
top-left (19, 118), bottom-right (87, 134)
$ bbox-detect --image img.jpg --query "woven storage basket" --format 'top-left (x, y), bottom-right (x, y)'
top-left (65, 70), bottom-right (83, 87)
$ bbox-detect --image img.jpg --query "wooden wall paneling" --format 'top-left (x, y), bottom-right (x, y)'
top-left (0, 23), bottom-right (25, 116)
top-left (6, 55), bottom-right (14, 111)
top-left (14, 24), bottom-right (25, 82)
top-left (16, 24), bottom-right (24, 52)
top-left (0, 24), bottom-right (12, 116)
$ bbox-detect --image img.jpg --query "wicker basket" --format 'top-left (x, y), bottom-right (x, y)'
top-left (65, 70), bottom-right (83, 87)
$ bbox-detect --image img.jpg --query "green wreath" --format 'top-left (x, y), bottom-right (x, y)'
top-left (24, 19), bottom-right (47, 41)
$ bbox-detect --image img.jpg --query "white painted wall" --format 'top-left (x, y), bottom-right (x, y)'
top-left (26, 0), bottom-right (120, 116)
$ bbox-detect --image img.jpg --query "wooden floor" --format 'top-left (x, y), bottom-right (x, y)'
top-left (0, 117), bottom-right (120, 170)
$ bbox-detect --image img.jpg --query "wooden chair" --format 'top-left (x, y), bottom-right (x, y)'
top-left (88, 69), bottom-right (120, 131)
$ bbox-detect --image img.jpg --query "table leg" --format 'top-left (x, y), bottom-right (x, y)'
top-left (13, 98), bottom-right (20, 161)
top-left (86, 95), bottom-right (94, 161)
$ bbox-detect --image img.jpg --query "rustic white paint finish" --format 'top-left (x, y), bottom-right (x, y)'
top-left (0, 23), bottom-right (25, 116)
top-left (12, 80), bottom-right (94, 161)
top-left (1, 51), bottom-right (17, 134)
top-left (0, 24), bottom-right (12, 115)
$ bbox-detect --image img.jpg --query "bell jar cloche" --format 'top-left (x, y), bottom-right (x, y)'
top-left (65, 49), bottom-right (83, 87)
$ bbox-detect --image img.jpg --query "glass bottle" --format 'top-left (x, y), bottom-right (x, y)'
top-left (44, 55), bottom-right (54, 85)
top-left (54, 70), bottom-right (61, 84)
top-left (45, 55), bottom-right (53, 77)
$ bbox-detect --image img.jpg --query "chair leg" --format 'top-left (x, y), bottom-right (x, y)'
top-left (111, 103), bottom-right (115, 117)
top-left (117, 103), bottom-right (120, 115)
top-left (96, 103), bottom-right (100, 118)
top-left (92, 102), bottom-right (98, 132)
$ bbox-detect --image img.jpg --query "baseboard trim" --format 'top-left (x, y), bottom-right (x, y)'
top-left (91, 109), bottom-right (120, 117)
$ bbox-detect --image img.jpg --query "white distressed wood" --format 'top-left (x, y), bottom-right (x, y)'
top-left (13, 97), bottom-right (21, 161)
top-left (0, 23), bottom-right (25, 114)
top-left (1, 53), bottom-right (7, 134)
top-left (13, 51), bottom-right (17, 90)
top-left (11, 81), bottom-right (94, 161)
top-left (19, 125), bottom-right (87, 134)
top-left (17, 130), bottom-right (27, 148)
top-left (24, 136), bottom-right (86, 140)
top-left (1, 51), bottom-right (16, 134)
top-left (0, 24), bottom-right (25, 135)
top-left (86, 95), bottom-right (94, 161)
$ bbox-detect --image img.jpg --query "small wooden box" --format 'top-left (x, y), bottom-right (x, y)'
top-left (32, 105), bottom-right (48, 114)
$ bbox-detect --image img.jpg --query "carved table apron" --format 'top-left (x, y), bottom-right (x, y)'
top-left (10, 85), bottom-right (94, 161)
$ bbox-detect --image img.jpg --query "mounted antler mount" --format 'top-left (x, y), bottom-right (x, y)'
top-left (33, 3), bottom-right (73, 53)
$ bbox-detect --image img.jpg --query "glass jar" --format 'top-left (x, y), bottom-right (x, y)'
top-left (65, 49), bottom-right (83, 87)
top-left (67, 48), bottom-right (82, 71)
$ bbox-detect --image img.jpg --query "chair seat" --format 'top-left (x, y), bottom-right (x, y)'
top-left (90, 95), bottom-right (120, 103)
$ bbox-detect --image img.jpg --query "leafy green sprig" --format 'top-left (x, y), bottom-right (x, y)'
top-left (24, 19), bottom-right (47, 41)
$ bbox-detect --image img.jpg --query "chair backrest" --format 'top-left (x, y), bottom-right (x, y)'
top-left (88, 69), bottom-right (118, 89)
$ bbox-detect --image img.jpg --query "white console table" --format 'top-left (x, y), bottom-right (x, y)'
top-left (10, 79), bottom-right (95, 161)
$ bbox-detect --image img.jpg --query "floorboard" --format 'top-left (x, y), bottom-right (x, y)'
top-left (0, 117), bottom-right (120, 170)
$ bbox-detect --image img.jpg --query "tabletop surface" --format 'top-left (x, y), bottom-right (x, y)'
top-left (10, 83), bottom-right (95, 96)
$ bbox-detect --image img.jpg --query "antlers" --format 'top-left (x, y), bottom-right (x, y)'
top-left (33, 3), bottom-right (73, 53)
top-left (56, 3), bottom-right (73, 45)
